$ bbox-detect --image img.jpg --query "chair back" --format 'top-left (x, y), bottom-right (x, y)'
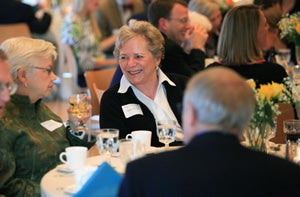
top-left (0, 23), bottom-right (31, 43)
top-left (85, 67), bottom-right (117, 115)
top-left (271, 103), bottom-right (295, 144)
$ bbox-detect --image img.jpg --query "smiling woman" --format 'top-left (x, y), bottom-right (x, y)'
top-left (100, 20), bottom-right (188, 147)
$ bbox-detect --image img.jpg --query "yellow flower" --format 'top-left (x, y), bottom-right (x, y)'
top-left (258, 82), bottom-right (284, 101)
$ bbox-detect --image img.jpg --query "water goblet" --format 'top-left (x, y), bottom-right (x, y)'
top-left (276, 48), bottom-right (291, 71)
top-left (68, 94), bottom-right (89, 138)
top-left (156, 120), bottom-right (176, 150)
top-left (96, 128), bottom-right (119, 165)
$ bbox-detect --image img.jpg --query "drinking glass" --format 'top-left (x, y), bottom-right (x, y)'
top-left (276, 48), bottom-right (291, 69)
top-left (96, 128), bottom-right (119, 164)
top-left (283, 119), bottom-right (300, 161)
top-left (68, 94), bottom-right (89, 137)
top-left (156, 120), bottom-right (176, 149)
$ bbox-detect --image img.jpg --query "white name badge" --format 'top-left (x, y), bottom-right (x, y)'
top-left (41, 120), bottom-right (63, 132)
top-left (122, 104), bottom-right (143, 118)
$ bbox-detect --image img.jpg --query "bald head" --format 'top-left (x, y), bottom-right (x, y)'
top-left (182, 67), bottom-right (255, 143)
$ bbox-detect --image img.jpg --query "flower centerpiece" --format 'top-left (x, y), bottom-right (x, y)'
top-left (245, 79), bottom-right (291, 152)
top-left (278, 12), bottom-right (300, 45)
top-left (278, 12), bottom-right (300, 65)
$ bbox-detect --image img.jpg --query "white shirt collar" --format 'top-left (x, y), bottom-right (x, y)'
top-left (118, 69), bottom-right (176, 94)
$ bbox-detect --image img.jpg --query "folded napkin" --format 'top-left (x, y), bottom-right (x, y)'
top-left (74, 162), bottom-right (123, 197)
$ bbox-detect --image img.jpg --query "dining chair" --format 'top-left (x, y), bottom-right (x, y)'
top-left (0, 23), bottom-right (31, 43)
top-left (85, 67), bottom-right (117, 115)
top-left (270, 103), bottom-right (295, 144)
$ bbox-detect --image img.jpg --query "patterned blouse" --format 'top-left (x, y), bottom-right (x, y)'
top-left (0, 95), bottom-right (93, 196)
top-left (61, 12), bottom-right (105, 74)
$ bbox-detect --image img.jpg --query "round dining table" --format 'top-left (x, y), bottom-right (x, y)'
top-left (40, 155), bottom-right (125, 197)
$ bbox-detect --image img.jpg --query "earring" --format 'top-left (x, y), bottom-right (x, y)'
top-left (24, 83), bottom-right (27, 88)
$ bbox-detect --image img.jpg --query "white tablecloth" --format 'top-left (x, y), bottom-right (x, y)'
top-left (40, 155), bottom-right (124, 197)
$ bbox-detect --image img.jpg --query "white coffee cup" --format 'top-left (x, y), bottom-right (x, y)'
top-left (59, 146), bottom-right (88, 171)
top-left (125, 130), bottom-right (152, 152)
top-left (74, 165), bottom-right (97, 190)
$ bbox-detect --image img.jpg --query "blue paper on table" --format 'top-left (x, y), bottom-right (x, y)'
top-left (74, 162), bottom-right (123, 197)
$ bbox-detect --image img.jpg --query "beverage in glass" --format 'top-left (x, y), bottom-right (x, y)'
top-left (283, 119), bottom-right (300, 161)
top-left (68, 94), bottom-right (89, 136)
top-left (156, 120), bottom-right (176, 149)
top-left (96, 128), bottom-right (119, 164)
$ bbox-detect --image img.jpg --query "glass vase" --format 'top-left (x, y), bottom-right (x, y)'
top-left (244, 122), bottom-right (275, 152)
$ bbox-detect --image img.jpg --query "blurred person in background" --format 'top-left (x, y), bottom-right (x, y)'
top-left (148, 0), bottom-right (208, 78)
top-left (61, 0), bottom-right (117, 89)
top-left (0, 37), bottom-right (94, 197)
top-left (0, 0), bottom-right (52, 35)
top-left (96, 0), bottom-right (145, 55)
top-left (0, 49), bottom-right (14, 119)
top-left (0, 50), bottom-right (12, 197)
top-left (207, 4), bottom-right (287, 86)
top-left (188, 0), bottom-right (222, 58)
top-left (254, 0), bottom-right (296, 65)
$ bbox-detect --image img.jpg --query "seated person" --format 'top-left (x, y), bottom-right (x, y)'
top-left (188, 0), bottom-right (223, 58)
top-left (0, 37), bottom-right (94, 197)
top-left (0, 0), bottom-right (51, 34)
top-left (148, 0), bottom-right (208, 78)
top-left (207, 4), bottom-right (287, 86)
top-left (61, 0), bottom-right (117, 88)
top-left (100, 20), bottom-right (188, 147)
top-left (0, 49), bottom-right (13, 118)
top-left (118, 67), bottom-right (300, 196)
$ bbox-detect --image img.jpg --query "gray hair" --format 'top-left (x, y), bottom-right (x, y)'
top-left (0, 37), bottom-right (57, 80)
top-left (113, 20), bottom-right (165, 60)
top-left (183, 67), bottom-right (255, 134)
top-left (188, 0), bottom-right (219, 18)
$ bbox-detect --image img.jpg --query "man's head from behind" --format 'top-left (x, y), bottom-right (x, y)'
top-left (182, 67), bottom-right (256, 143)
top-left (148, 0), bottom-right (191, 45)
top-left (0, 49), bottom-right (12, 118)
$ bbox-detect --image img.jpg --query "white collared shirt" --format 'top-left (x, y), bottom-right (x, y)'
top-left (118, 69), bottom-right (183, 140)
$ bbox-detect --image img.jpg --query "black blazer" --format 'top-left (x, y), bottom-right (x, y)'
top-left (100, 73), bottom-right (187, 147)
top-left (119, 132), bottom-right (300, 197)
top-left (0, 1), bottom-right (51, 34)
top-left (161, 33), bottom-right (206, 78)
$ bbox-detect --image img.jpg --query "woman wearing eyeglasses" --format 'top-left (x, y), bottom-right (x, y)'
top-left (0, 37), bottom-right (94, 197)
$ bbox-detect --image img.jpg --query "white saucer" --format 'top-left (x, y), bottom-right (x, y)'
top-left (56, 164), bottom-right (73, 173)
top-left (64, 184), bottom-right (79, 195)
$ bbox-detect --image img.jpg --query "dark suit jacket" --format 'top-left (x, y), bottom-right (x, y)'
top-left (0, 1), bottom-right (51, 34)
top-left (118, 132), bottom-right (300, 197)
top-left (161, 33), bottom-right (206, 78)
top-left (100, 73), bottom-right (187, 147)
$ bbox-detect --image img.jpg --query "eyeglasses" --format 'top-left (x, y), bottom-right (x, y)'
top-left (167, 17), bottom-right (190, 24)
top-left (31, 66), bottom-right (53, 75)
top-left (0, 81), bottom-right (18, 95)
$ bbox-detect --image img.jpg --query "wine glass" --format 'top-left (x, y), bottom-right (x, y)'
top-left (156, 120), bottom-right (177, 150)
top-left (276, 48), bottom-right (291, 71)
top-left (96, 128), bottom-right (119, 165)
top-left (68, 94), bottom-right (89, 138)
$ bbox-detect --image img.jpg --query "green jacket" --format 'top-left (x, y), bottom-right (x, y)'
top-left (0, 95), bottom-right (93, 197)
